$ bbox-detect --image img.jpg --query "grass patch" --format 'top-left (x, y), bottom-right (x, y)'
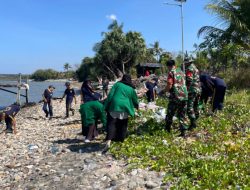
top-left (110, 90), bottom-right (250, 189)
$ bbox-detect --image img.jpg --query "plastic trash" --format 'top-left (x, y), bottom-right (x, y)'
top-left (154, 108), bottom-right (166, 122)
top-left (50, 145), bottom-right (59, 154)
top-left (28, 144), bottom-right (39, 150)
top-left (147, 102), bottom-right (159, 110)
top-left (162, 140), bottom-right (168, 146)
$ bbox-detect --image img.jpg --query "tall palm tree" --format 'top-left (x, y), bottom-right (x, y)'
top-left (64, 63), bottom-right (71, 72)
top-left (150, 41), bottom-right (164, 62)
top-left (198, 0), bottom-right (250, 50)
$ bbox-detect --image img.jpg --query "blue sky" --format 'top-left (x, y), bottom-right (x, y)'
top-left (0, 0), bottom-right (213, 74)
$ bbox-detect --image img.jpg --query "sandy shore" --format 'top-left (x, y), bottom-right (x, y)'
top-left (0, 96), bottom-right (163, 190)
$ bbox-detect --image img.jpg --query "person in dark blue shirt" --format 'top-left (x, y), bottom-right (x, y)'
top-left (200, 73), bottom-right (213, 105)
top-left (61, 82), bottom-right (76, 117)
top-left (145, 78), bottom-right (158, 102)
top-left (42, 85), bottom-right (55, 118)
top-left (0, 104), bottom-right (20, 134)
top-left (211, 76), bottom-right (227, 112)
top-left (200, 73), bottom-right (226, 112)
top-left (80, 79), bottom-right (101, 104)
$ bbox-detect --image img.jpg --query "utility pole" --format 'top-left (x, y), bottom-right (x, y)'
top-left (164, 0), bottom-right (187, 71)
top-left (25, 77), bottom-right (29, 104)
top-left (16, 73), bottom-right (21, 105)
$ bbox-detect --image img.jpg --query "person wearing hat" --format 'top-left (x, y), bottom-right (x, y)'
top-left (42, 85), bottom-right (55, 119)
top-left (0, 104), bottom-right (20, 134)
top-left (184, 58), bottom-right (201, 130)
top-left (60, 82), bottom-right (77, 118)
top-left (165, 60), bottom-right (189, 137)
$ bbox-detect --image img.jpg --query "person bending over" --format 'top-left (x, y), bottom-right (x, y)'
top-left (0, 104), bottom-right (20, 134)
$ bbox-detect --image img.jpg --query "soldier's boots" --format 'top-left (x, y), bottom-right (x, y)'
top-left (165, 122), bottom-right (172, 133)
top-left (189, 119), bottom-right (197, 131)
top-left (178, 128), bottom-right (186, 137)
top-left (165, 125), bottom-right (171, 133)
top-left (165, 116), bottom-right (172, 133)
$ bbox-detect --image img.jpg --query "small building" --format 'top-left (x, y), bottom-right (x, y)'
top-left (136, 63), bottom-right (163, 77)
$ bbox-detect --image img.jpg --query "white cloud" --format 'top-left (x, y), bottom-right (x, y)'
top-left (106, 14), bottom-right (117, 21)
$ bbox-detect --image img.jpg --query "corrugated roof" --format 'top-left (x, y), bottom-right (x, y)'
top-left (138, 63), bottom-right (162, 68)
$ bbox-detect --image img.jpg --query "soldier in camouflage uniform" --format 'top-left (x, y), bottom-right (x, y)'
top-left (184, 58), bottom-right (201, 130)
top-left (165, 60), bottom-right (189, 137)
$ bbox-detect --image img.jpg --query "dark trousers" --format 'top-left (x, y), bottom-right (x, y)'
top-left (200, 92), bottom-right (209, 105)
top-left (146, 90), bottom-right (154, 102)
top-left (212, 86), bottom-right (226, 112)
top-left (66, 100), bottom-right (74, 117)
top-left (106, 113), bottom-right (128, 142)
top-left (5, 117), bottom-right (12, 131)
top-left (43, 102), bottom-right (53, 117)
top-left (83, 124), bottom-right (98, 140)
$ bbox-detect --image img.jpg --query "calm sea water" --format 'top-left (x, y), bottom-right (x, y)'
top-left (0, 80), bottom-right (79, 107)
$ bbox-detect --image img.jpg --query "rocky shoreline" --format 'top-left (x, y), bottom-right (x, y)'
top-left (0, 96), bottom-right (164, 190)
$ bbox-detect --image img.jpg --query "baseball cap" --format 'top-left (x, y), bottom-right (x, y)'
top-left (166, 60), bottom-right (175, 67)
top-left (49, 85), bottom-right (55, 89)
top-left (65, 82), bottom-right (70, 86)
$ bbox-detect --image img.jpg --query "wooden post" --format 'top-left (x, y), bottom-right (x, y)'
top-left (16, 73), bottom-right (21, 105)
top-left (25, 77), bottom-right (29, 104)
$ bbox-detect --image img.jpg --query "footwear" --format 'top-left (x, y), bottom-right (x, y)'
top-left (178, 131), bottom-right (186, 137)
top-left (178, 128), bottom-right (186, 137)
top-left (165, 117), bottom-right (172, 133)
top-left (102, 140), bottom-right (111, 152)
top-left (102, 143), bottom-right (110, 154)
top-left (165, 124), bottom-right (171, 133)
top-left (84, 139), bottom-right (90, 143)
top-left (5, 128), bottom-right (13, 134)
top-left (189, 119), bottom-right (197, 131)
top-left (72, 110), bottom-right (75, 116)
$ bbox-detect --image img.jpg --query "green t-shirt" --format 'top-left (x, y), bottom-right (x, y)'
top-left (79, 100), bottom-right (106, 127)
top-left (104, 82), bottom-right (138, 117)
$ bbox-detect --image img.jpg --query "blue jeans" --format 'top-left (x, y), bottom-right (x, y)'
top-left (43, 102), bottom-right (53, 117)
top-left (66, 100), bottom-right (74, 117)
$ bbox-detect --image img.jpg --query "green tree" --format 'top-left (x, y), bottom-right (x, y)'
top-left (76, 57), bottom-right (97, 82)
top-left (149, 41), bottom-right (164, 62)
top-left (31, 69), bottom-right (59, 81)
top-left (142, 49), bottom-right (157, 63)
top-left (64, 63), bottom-right (72, 72)
top-left (93, 20), bottom-right (147, 78)
top-left (197, 0), bottom-right (250, 73)
top-left (198, 0), bottom-right (250, 50)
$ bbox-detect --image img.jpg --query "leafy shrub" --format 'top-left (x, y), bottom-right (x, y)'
top-left (220, 67), bottom-right (250, 89)
top-left (110, 90), bottom-right (250, 189)
top-left (31, 69), bottom-right (59, 81)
